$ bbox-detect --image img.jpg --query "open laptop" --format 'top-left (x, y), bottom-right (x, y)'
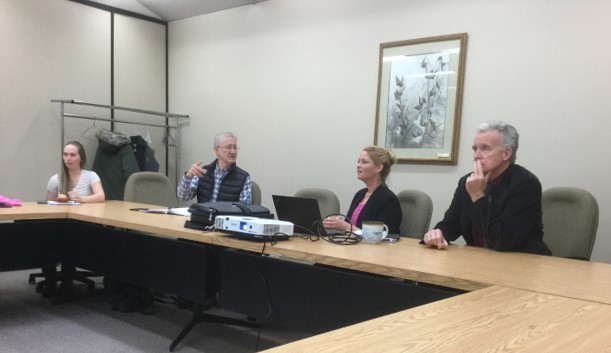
top-left (272, 195), bottom-right (322, 234)
top-left (272, 195), bottom-right (345, 235)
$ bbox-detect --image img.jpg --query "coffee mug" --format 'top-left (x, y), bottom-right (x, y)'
top-left (361, 221), bottom-right (389, 244)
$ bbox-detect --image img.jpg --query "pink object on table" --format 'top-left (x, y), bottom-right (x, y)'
top-left (0, 195), bottom-right (22, 207)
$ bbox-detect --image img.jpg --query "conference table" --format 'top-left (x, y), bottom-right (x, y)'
top-left (2, 202), bottom-right (611, 352)
top-left (261, 285), bottom-right (611, 353)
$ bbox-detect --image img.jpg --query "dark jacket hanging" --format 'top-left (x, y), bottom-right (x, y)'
top-left (130, 135), bottom-right (160, 172)
top-left (93, 130), bottom-right (140, 200)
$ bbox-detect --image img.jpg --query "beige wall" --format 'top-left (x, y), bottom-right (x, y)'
top-left (0, 0), bottom-right (169, 201)
top-left (113, 14), bottom-right (173, 180)
top-left (1, 0), bottom-right (609, 263)
top-left (169, 0), bottom-right (611, 262)
top-left (0, 0), bottom-right (111, 199)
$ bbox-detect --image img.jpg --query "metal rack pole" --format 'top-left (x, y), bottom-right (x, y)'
top-left (52, 99), bottom-right (189, 181)
top-left (60, 101), bottom-right (65, 149)
top-left (51, 99), bottom-right (189, 119)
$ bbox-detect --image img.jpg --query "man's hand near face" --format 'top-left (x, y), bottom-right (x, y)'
top-left (466, 160), bottom-right (488, 203)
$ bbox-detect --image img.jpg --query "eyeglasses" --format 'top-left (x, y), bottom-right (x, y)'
top-left (216, 145), bottom-right (239, 151)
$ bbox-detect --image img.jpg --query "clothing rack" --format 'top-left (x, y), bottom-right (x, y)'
top-left (51, 99), bottom-right (189, 182)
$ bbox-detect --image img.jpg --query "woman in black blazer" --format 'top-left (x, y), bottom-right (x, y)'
top-left (323, 146), bottom-right (402, 234)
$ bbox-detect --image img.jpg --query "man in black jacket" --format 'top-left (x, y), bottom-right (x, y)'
top-left (423, 121), bottom-right (551, 255)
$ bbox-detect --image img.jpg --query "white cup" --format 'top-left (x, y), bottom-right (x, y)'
top-left (361, 221), bottom-right (389, 244)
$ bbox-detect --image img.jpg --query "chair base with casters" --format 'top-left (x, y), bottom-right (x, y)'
top-left (29, 268), bottom-right (103, 301)
top-left (23, 219), bottom-right (103, 301)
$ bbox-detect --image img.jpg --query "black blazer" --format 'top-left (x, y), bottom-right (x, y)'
top-left (346, 184), bottom-right (402, 234)
top-left (435, 164), bottom-right (551, 255)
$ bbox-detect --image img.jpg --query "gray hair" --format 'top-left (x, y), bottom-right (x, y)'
top-left (477, 121), bottom-right (519, 163)
top-left (213, 132), bottom-right (237, 147)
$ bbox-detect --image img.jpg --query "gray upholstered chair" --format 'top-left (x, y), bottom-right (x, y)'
top-left (252, 181), bottom-right (261, 205)
top-left (294, 188), bottom-right (340, 218)
top-left (397, 189), bottom-right (433, 239)
top-left (123, 172), bottom-right (178, 207)
top-left (542, 187), bottom-right (598, 261)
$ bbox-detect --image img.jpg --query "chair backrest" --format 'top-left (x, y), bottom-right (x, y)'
top-left (294, 188), bottom-right (340, 218)
top-left (542, 187), bottom-right (598, 260)
top-left (397, 189), bottom-right (433, 239)
top-left (252, 181), bottom-right (262, 205)
top-left (123, 172), bottom-right (178, 207)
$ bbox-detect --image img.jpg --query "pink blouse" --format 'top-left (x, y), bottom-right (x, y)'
top-left (350, 202), bottom-right (365, 226)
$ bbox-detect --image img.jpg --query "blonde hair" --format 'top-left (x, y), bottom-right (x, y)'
top-left (59, 141), bottom-right (86, 194)
top-left (363, 146), bottom-right (397, 182)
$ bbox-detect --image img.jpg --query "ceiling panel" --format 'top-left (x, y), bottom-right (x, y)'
top-left (84, 0), bottom-right (266, 22)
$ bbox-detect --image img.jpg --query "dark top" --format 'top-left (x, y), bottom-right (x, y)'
top-left (92, 140), bottom-right (140, 201)
top-left (130, 135), bottom-right (159, 172)
top-left (434, 164), bottom-right (551, 255)
top-left (346, 184), bottom-right (402, 234)
top-left (196, 159), bottom-right (250, 203)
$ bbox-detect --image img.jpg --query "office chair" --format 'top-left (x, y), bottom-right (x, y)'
top-left (123, 171), bottom-right (178, 207)
top-left (397, 189), bottom-right (433, 239)
top-left (252, 181), bottom-right (262, 205)
top-left (542, 187), bottom-right (599, 261)
top-left (115, 172), bottom-right (181, 311)
top-left (29, 198), bottom-right (123, 297)
top-left (294, 188), bottom-right (341, 218)
top-left (30, 263), bottom-right (101, 294)
top-left (31, 172), bottom-right (179, 300)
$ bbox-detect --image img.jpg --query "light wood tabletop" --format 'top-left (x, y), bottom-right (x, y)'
top-left (4, 201), bottom-right (611, 305)
top-left (249, 235), bottom-right (611, 305)
top-left (68, 201), bottom-right (216, 244)
top-left (259, 285), bottom-right (611, 353)
top-left (0, 201), bottom-right (215, 244)
top-left (4, 201), bottom-right (611, 352)
top-left (0, 202), bottom-right (69, 220)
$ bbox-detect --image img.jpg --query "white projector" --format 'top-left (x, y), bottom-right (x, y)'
top-left (214, 216), bottom-right (294, 236)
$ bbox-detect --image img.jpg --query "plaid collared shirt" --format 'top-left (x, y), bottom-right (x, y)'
top-left (177, 165), bottom-right (252, 204)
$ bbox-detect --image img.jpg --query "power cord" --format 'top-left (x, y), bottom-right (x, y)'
top-left (208, 216), bottom-right (361, 249)
top-left (272, 214), bottom-right (362, 245)
top-left (261, 233), bottom-right (287, 253)
top-left (315, 213), bottom-right (362, 245)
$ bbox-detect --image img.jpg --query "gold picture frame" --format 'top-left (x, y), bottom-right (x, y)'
top-left (374, 33), bottom-right (468, 164)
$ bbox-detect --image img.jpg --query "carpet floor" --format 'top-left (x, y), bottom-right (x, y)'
top-left (0, 269), bottom-right (310, 353)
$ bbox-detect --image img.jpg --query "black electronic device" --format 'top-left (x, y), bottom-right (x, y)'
top-left (271, 195), bottom-right (344, 234)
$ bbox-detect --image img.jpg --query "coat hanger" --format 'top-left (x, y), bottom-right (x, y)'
top-left (130, 123), bottom-right (153, 145)
top-left (144, 125), bottom-right (152, 145)
top-left (81, 118), bottom-right (101, 141)
top-left (163, 129), bottom-right (177, 147)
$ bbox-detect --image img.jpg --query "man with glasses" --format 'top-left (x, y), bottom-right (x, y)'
top-left (177, 132), bottom-right (252, 204)
top-left (175, 132), bottom-right (253, 308)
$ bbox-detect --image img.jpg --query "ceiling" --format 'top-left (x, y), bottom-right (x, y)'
top-left (83, 0), bottom-right (267, 22)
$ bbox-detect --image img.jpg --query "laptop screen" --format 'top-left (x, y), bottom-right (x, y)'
top-left (272, 195), bottom-right (322, 233)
